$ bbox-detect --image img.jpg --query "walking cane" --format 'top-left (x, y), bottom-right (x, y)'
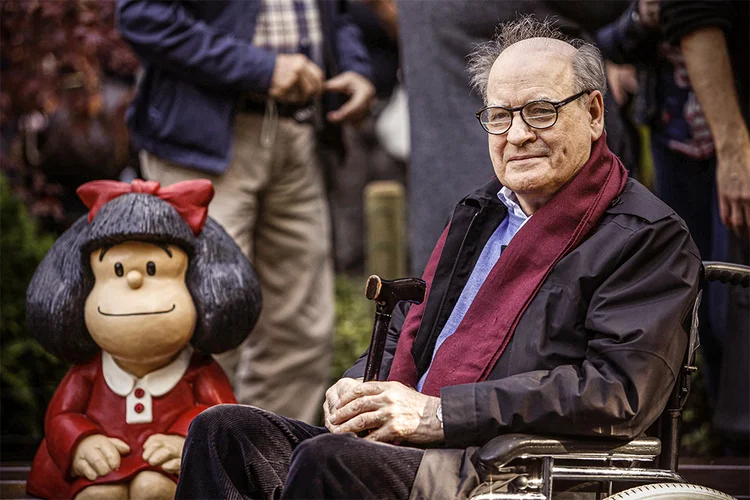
top-left (362, 275), bottom-right (426, 382)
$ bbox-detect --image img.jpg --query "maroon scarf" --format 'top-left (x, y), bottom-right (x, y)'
top-left (388, 135), bottom-right (628, 396)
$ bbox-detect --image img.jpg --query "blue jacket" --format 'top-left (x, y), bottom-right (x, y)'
top-left (117, 0), bottom-right (372, 174)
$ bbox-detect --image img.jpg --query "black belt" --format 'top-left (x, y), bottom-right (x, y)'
top-left (237, 96), bottom-right (316, 123)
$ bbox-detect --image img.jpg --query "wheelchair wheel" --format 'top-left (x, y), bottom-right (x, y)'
top-left (604, 483), bottom-right (735, 499)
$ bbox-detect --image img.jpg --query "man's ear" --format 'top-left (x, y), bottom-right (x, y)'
top-left (588, 90), bottom-right (605, 141)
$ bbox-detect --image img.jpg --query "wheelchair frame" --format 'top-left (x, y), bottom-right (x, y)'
top-left (469, 261), bottom-right (750, 500)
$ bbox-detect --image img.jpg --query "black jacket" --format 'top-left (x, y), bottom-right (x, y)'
top-left (346, 177), bottom-right (701, 448)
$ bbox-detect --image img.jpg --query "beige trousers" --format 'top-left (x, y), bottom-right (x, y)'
top-left (140, 112), bottom-right (334, 423)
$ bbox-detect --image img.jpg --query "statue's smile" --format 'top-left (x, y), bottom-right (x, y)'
top-left (98, 304), bottom-right (176, 317)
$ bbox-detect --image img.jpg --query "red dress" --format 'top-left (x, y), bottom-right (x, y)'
top-left (26, 350), bottom-right (236, 499)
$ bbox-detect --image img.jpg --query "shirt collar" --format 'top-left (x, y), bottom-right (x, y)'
top-left (102, 345), bottom-right (193, 397)
top-left (497, 186), bottom-right (530, 220)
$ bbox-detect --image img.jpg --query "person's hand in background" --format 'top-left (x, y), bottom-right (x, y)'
top-left (324, 71), bottom-right (375, 125)
top-left (637, 0), bottom-right (659, 28)
top-left (606, 62), bottom-right (638, 107)
top-left (269, 53), bottom-right (324, 104)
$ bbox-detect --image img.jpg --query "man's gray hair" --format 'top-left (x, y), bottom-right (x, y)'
top-left (467, 16), bottom-right (607, 104)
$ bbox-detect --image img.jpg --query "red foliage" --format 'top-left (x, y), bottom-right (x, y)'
top-left (1, 0), bottom-right (139, 123)
top-left (0, 0), bottom-right (141, 233)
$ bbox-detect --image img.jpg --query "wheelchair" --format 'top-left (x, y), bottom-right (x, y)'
top-left (466, 261), bottom-right (750, 500)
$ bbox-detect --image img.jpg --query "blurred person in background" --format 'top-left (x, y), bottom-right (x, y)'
top-left (598, 0), bottom-right (750, 454)
top-left (663, 0), bottom-right (750, 455)
top-left (327, 0), bottom-right (406, 276)
top-left (117, 0), bottom-right (374, 424)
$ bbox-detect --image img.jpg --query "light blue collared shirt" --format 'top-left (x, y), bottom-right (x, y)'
top-left (416, 187), bottom-right (529, 392)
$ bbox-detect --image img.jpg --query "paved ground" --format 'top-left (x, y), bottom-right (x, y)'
top-left (2, 458), bottom-right (747, 499)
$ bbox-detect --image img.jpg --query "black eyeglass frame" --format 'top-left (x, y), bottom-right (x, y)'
top-left (475, 90), bottom-right (591, 135)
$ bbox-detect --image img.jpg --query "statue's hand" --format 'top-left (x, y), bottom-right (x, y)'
top-left (142, 433), bottom-right (185, 475)
top-left (72, 434), bottom-right (131, 480)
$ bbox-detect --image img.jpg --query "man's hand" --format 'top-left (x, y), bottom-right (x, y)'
top-left (269, 54), bottom-right (324, 104)
top-left (324, 377), bottom-right (362, 425)
top-left (323, 71), bottom-right (375, 125)
top-left (324, 379), bottom-right (444, 444)
top-left (716, 139), bottom-right (750, 236)
top-left (142, 433), bottom-right (186, 475)
top-left (72, 434), bottom-right (131, 480)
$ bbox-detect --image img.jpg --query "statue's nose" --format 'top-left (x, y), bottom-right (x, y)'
top-left (127, 270), bottom-right (144, 289)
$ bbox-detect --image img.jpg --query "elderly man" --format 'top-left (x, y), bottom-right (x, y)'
top-left (175, 18), bottom-right (700, 499)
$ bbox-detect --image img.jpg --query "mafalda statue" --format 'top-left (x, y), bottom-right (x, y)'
top-left (25, 179), bottom-right (261, 499)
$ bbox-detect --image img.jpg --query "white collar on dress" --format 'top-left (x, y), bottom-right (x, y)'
top-left (102, 345), bottom-right (193, 397)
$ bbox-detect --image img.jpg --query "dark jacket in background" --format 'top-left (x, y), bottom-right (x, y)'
top-left (117, 0), bottom-right (372, 174)
top-left (596, 1), bottom-right (660, 127)
top-left (347, 177), bottom-right (701, 448)
top-left (348, 1), bottom-right (399, 100)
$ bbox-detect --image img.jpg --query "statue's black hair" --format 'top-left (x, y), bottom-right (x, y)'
top-left (26, 193), bottom-right (262, 363)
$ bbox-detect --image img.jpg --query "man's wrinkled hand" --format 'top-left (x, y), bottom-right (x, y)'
top-left (142, 433), bottom-right (185, 475)
top-left (716, 140), bottom-right (750, 236)
top-left (72, 434), bottom-right (131, 480)
top-left (323, 377), bottom-right (361, 427)
top-left (269, 54), bottom-right (324, 104)
top-left (325, 380), bottom-right (443, 444)
top-left (323, 71), bottom-right (375, 125)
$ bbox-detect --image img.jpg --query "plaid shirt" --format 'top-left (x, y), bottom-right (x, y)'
top-left (252, 0), bottom-right (324, 67)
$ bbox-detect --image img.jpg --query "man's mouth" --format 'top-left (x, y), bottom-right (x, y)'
top-left (98, 304), bottom-right (176, 317)
top-left (508, 155), bottom-right (542, 162)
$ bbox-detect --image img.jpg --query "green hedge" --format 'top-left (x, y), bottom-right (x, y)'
top-left (331, 275), bottom-right (374, 382)
top-left (0, 176), bottom-right (68, 460)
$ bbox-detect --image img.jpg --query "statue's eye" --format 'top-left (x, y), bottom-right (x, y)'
top-left (147, 261), bottom-right (156, 276)
top-left (114, 263), bottom-right (124, 277)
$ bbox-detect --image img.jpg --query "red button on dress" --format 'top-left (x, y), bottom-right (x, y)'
top-left (134, 403), bottom-right (145, 413)
top-left (134, 388), bottom-right (145, 398)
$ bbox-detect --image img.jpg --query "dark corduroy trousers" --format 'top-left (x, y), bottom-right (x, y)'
top-left (175, 404), bottom-right (425, 499)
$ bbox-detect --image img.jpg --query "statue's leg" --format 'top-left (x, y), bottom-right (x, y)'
top-left (129, 471), bottom-right (176, 500)
top-left (73, 484), bottom-right (128, 500)
top-left (281, 433), bottom-right (424, 499)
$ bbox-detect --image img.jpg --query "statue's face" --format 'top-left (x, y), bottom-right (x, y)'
top-left (84, 241), bottom-right (196, 368)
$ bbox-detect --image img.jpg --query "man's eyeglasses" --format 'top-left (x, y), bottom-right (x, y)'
top-left (475, 90), bottom-right (590, 135)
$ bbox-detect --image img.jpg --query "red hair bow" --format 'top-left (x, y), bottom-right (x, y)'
top-left (77, 179), bottom-right (215, 235)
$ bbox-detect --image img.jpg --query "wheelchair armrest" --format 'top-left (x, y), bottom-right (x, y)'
top-left (703, 261), bottom-right (750, 287)
top-left (474, 433), bottom-right (662, 471)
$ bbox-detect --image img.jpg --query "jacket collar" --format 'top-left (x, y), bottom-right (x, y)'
top-left (461, 177), bottom-right (504, 208)
top-left (102, 346), bottom-right (193, 397)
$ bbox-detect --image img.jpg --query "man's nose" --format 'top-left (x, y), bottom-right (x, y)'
top-left (127, 270), bottom-right (144, 289)
top-left (506, 113), bottom-right (536, 146)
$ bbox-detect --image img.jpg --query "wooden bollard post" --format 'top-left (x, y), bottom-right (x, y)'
top-left (364, 181), bottom-right (407, 280)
